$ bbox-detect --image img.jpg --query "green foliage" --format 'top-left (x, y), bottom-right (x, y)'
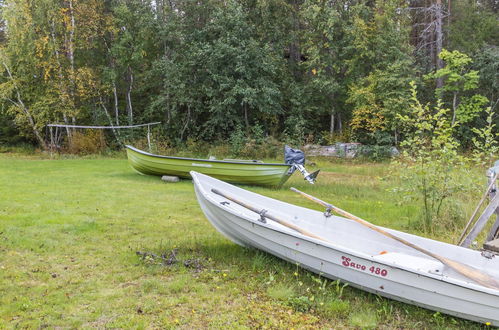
top-left (0, 106), bottom-right (25, 145)
top-left (396, 82), bottom-right (472, 232)
top-left (229, 125), bottom-right (247, 155)
top-left (448, 1), bottom-right (499, 55)
top-left (300, 0), bottom-right (343, 130)
top-left (345, 1), bottom-right (414, 144)
top-left (320, 129), bottom-right (352, 145)
top-left (0, 0), bottom-right (496, 150)
top-left (472, 107), bottom-right (499, 165)
top-left (358, 146), bottom-right (394, 162)
top-left (152, 0), bottom-right (282, 142)
top-left (455, 94), bottom-right (489, 124)
top-left (473, 46), bottom-right (499, 110)
top-left (287, 295), bottom-right (314, 312)
top-left (432, 50), bottom-right (479, 90)
top-left (283, 114), bottom-right (308, 146)
top-left (426, 49), bottom-right (487, 125)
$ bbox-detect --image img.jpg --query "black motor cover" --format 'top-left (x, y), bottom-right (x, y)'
top-left (284, 145), bottom-right (305, 165)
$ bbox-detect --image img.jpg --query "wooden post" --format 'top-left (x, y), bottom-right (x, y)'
top-left (49, 126), bottom-right (54, 156)
top-left (147, 124), bottom-right (151, 152)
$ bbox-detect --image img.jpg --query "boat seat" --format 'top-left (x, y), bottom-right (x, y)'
top-left (373, 252), bottom-right (443, 275)
top-left (483, 238), bottom-right (499, 253)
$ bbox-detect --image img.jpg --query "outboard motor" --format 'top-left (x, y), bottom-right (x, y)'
top-left (284, 145), bottom-right (320, 184)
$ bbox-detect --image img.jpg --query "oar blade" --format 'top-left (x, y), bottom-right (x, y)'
top-left (442, 257), bottom-right (499, 290)
top-left (291, 187), bottom-right (499, 291)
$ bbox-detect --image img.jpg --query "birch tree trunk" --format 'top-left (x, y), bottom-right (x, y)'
top-left (180, 105), bottom-right (191, 141)
top-left (68, 0), bottom-right (76, 124)
top-left (435, 0), bottom-right (444, 90)
top-left (338, 112), bottom-right (342, 134)
top-left (452, 91), bottom-right (458, 125)
top-left (330, 93), bottom-right (335, 135)
top-left (51, 19), bottom-right (72, 141)
top-left (126, 65), bottom-right (134, 124)
top-left (112, 81), bottom-right (120, 126)
top-left (244, 103), bottom-right (249, 130)
top-left (103, 40), bottom-right (120, 126)
top-left (330, 112), bottom-right (335, 135)
top-left (2, 62), bottom-right (47, 149)
top-left (99, 96), bottom-right (121, 144)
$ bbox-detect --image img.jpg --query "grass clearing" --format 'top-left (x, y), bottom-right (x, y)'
top-left (0, 152), bottom-right (489, 328)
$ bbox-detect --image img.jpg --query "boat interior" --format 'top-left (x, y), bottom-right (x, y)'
top-left (192, 172), bottom-right (499, 285)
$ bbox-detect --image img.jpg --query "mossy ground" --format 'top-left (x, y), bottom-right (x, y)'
top-left (0, 152), bottom-right (489, 328)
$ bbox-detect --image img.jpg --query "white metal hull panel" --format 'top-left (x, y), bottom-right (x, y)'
top-left (192, 172), bottom-right (499, 326)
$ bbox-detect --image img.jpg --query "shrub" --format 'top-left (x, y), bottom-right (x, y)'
top-left (472, 106), bottom-right (499, 166)
top-left (229, 125), bottom-right (246, 155)
top-left (320, 129), bottom-right (352, 145)
top-left (67, 130), bottom-right (107, 155)
top-left (283, 115), bottom-right (307, 146)
top-left (238, 136), bottom-right (282, 160)
top-left (228, 126), bottom-right (282, 159)
top-left (185, 138), bottom-right (210, 157)
top-left (357, 145), bottom-right (394, 162)
top-left (395, 82), bottom-right (473, 232)
top-left (287, 295), bottom-right (313, 312)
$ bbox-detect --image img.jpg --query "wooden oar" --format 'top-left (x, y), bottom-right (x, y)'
top-left (290, 187), bottom-right (499, 290)
top-left (211, 188), bottom-right (329, 243)
top-left (457, 172), bottom-right (499, 245)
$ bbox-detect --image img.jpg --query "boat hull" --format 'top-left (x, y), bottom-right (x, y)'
top-left (125, 145), bottom-right (292, 187)
top-left (191, 171), bottom-right (499, 326)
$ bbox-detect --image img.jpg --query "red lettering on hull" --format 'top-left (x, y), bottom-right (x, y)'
top-left (341, 256), bottom-right (388, 277)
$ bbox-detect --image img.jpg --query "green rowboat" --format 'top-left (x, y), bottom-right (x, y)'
top-left (126, 145), bottom-right (311, 187)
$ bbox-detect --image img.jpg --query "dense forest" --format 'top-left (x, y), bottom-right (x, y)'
top-left (0, 0), bottom-right (497, 151)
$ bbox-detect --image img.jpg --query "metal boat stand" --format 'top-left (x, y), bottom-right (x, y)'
top-left (459, 161), bottom-right (499, 253)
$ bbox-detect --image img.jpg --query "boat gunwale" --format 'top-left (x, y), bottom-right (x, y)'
top-left (191, 171), bottom-right (499, 296)
top-left (126, 145), bottom-right (292, 167)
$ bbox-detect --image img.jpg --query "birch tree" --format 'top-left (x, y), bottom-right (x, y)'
top-left (0, 0), bottom-right (51, 148)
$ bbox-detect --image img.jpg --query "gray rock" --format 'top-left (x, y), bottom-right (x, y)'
top-left (303, 143), bottom-right (361, 158)
top-left (161, 175), bottom-right (180, 183)
top-left (303, 143), bottom-right (399, 158)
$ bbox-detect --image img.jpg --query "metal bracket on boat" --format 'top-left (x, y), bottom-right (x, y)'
top-left (220, 201), bottom-right (230, 206)
top-left (481, 250), bottom-right (496, 259)
top-left (324, 207), bottom-right (332, 218)
top-left (258, 209), bottom-right (268, 223)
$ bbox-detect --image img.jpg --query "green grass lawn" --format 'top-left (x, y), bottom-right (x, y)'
top-left (0, 152), bottom-right (489, 328)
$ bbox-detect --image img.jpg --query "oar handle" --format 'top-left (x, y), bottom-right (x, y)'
top-left (211, 188), bottom-right (329, 243)
top-left (291, 187), bottom-right (331, 208)
top-left (291, 188), bottom-right (439, 257)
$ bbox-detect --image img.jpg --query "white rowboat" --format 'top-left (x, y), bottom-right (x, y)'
top-left (191, 171), bottom-right (499, 326)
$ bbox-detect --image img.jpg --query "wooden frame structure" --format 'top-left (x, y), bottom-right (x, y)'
top-left (459, 161), bottom-right (499, 250)
top-left (46, 122), bottom-right (161, 152)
